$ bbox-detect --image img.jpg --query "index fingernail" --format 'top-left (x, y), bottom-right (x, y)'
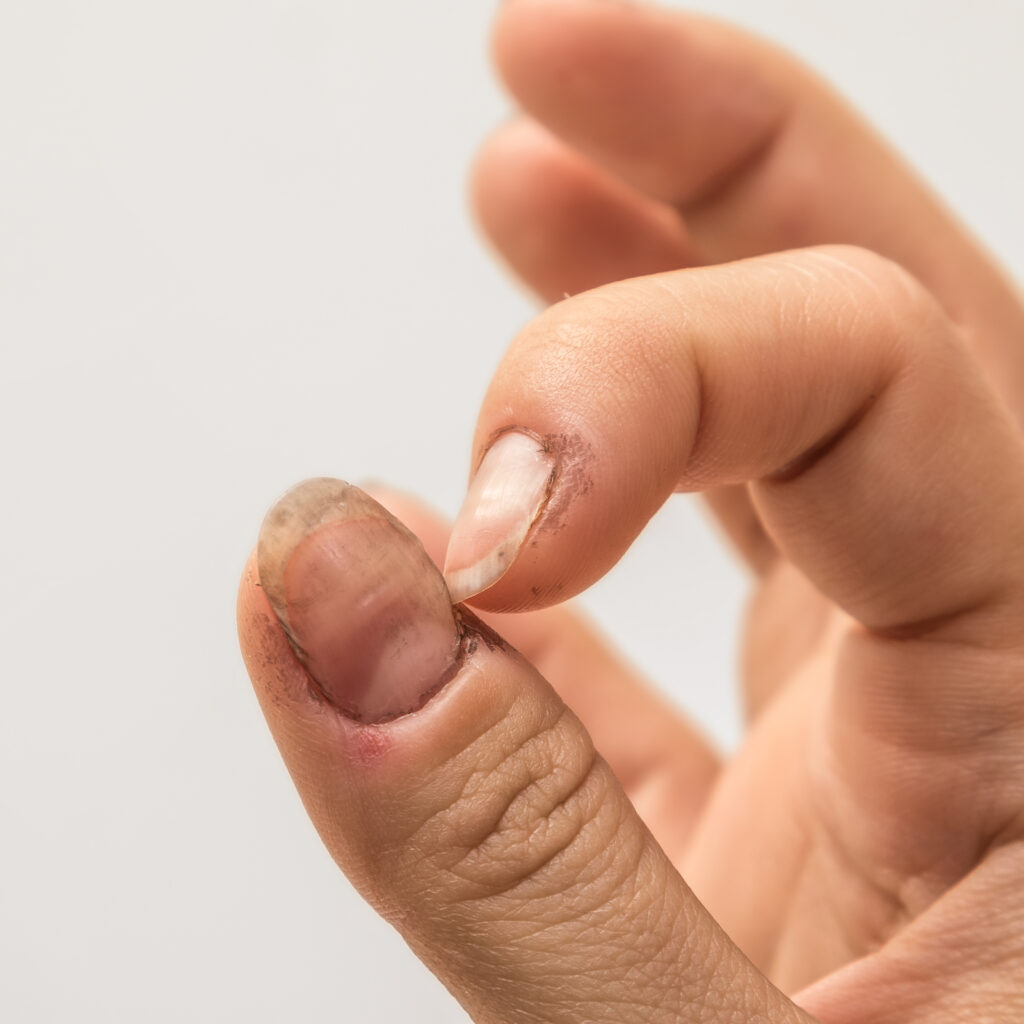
top-left (443, 431), bottom-right (556, 604)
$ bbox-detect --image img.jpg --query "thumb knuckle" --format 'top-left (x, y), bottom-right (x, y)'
top-left (403, 696), bottom-right (642, 917)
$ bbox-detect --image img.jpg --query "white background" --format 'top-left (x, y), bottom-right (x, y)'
top-left (3, 2), bottom-right (1022, 1020)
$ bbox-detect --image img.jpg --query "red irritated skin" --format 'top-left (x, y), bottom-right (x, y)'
top-left (239, 1), bottom-right (1024, 1022)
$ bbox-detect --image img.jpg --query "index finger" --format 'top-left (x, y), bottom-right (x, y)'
top-left (443, 246), bottom-right (1024, 649)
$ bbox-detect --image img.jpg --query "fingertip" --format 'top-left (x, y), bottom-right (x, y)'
top-left (492, 0), bottom-right (642, 94)
top-left (472, 118), bottom-right (694, 302)
top-left (492, 0), bottom-right (787, 204)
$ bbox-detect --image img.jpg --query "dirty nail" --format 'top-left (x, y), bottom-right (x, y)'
top-left (444, 431), bottom-right (556, 604)
top-left (258, 478), bottom-right (462, 723)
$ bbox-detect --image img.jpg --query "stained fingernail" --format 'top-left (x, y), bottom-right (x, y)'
top-left (443, 431), bottom-right (555, 604)
top-left (258, 478), bottom-right (462, 723)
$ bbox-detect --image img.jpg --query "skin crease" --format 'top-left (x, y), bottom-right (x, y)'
top-left (239, 2), bottom-right (1024, 1022)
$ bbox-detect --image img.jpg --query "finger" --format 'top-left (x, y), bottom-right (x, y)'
top-left (492, 0), bottom-right (784, 209)
top-left (239, 479), bottom-right (812, 1024)
top-left (491, 0), bottom-right (1024, 419)
top-left (366, 484), bottom-right (720, 860)
top-left (473, 118), bottom-right (776, 572)
top-left (471, 118), bottom-right (696, 304)
top-left (442, 246), bottom-right (1024, 652)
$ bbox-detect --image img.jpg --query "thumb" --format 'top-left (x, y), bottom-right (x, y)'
top-left (238, 478), bottom-right (813, 1024)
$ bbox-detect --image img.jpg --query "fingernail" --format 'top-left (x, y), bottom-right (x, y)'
top-left (444, 431), bottom-right (555, 604)
top-left (258, 478), bottom-right (462, 723)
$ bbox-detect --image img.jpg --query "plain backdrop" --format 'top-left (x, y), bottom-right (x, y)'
top-left (2, 2), bottom-right (1022, 1020)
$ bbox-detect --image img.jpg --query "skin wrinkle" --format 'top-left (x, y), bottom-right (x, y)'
top-left (444, 718), bottom-right (596, 880)
top-left (837, 633), bottom-right (1024, 759)
top-left (483, 921), bottom-right (684, 1021)
top-left (347, 682), bottom-right (512, 858)
top-left (427, 711), bottom-right (533, 828)
top-left (384, 682), bottom-right (620, 910)
top-left (864, 592), bottom-right (1016, 647)
top-left (360, 706), bottom-right (538, 886)
top-left (829, 852), bottom-right (1024, 1022)
top-left (789, 839), bottom-right (901, 978)
top-left (421, 695), bottom-right (572, 845)
top-left (811, 741), bottom-right (931, 912)
top-left (471, 736), bottom-right (598, 859)
top-left (678, 249), bottom-right (908, 490)
top-left (492, 801), bottom-right (642, 933)
top-left (446, 757), bottom-right (620, 907)
top-left (619, 860), bottom-right (703, 999)
top-left (764, 390), bottom-right (881, 485)
top-left (807, 661), bottom-right (1019, 946)
top-left (492, 601), bottom-right (720, 838)
top-left (434, 848), bottom-right (683, 1024)
top-left (477, 815), bottom-right (647, 947)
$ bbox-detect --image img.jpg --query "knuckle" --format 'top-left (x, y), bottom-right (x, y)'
top-left (408, 700), bottom-right (640, 910)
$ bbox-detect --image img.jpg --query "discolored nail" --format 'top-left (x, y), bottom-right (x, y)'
top-left (444, 431), bottom-right (556, 604)
top-left (258, 478), bottom-right (462, 723)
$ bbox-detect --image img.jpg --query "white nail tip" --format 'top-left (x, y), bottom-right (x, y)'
top-left (444, 431), bottom-right (555, 604)
top-left (445, 555), bottom-right (513, 607)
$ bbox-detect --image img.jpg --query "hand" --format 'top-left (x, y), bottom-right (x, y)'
top-left (238, 2), bottom-right (1024, 1022)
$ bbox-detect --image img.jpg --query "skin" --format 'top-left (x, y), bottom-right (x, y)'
top-left (238, 2), bottom-right (1024, 1021)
